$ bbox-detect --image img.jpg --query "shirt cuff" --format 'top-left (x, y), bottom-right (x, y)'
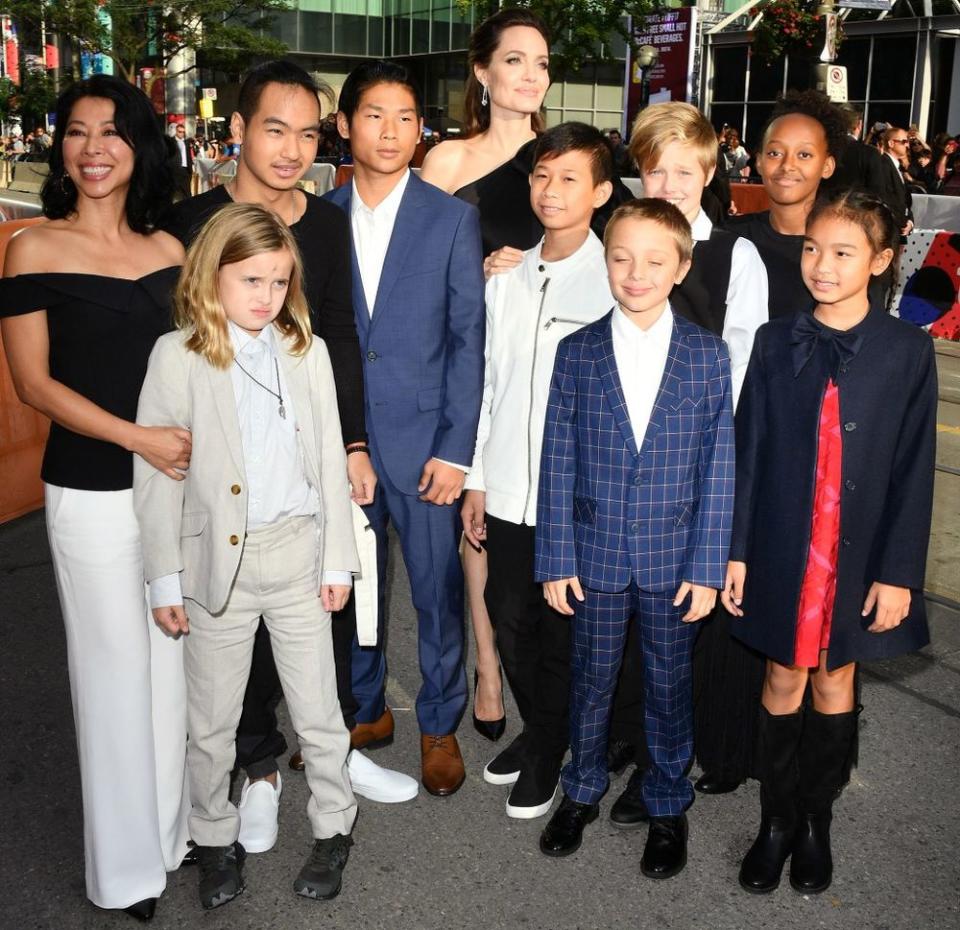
top-left (435, 458), bottom-right (470, 473)
top-left (149, 572), bottom-right (183, 609)
top-left (322, 571), bottom-right (354, 587)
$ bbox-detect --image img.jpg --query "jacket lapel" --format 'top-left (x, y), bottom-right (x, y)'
top-left (639, 317), bottom-right (690, 453)
top-left (278, 345), bottom-right (320, 489)
top-left (207, 364), bottom-right (245, 477)
top-left (593, 315), bottom-right (640, 458)
top-left (370, 174), bottom-right (423, 323)
top-left (338, 184), bottom-right (371, 333)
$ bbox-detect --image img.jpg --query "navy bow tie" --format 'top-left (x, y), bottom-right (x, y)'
top-left (790, 311), bottom-right (864, 377)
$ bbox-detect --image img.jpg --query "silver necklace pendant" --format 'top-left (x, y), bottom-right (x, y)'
top-left (278, 401), bottom-right (287, 419)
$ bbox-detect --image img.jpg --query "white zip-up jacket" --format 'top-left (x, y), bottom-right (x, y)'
top-left (465, 231), bottom-right (614, 525)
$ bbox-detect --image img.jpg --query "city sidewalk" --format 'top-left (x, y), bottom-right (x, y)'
top-left (0, 510), bottom-right (957, 930)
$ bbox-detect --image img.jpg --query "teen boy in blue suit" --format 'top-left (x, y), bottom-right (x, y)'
top-left (326, 61), bottom-right (485, 796)
top-left (535, 200), bottom-right (735, 877)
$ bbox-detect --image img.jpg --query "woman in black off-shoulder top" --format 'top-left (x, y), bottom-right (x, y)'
top-left (0, 76), bottom-right (191, 923)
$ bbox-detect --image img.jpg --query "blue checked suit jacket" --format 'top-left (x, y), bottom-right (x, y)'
top-left (534, 309), bottom-right (735, 594)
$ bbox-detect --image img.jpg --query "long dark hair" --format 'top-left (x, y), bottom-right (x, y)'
top-left (42, 75), bottom-right (174, 233)
top-left (463, 7), bottom-right (549, 138)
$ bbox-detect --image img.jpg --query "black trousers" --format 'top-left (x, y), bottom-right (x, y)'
top-left (235, 595), bottom-right (360, 778)
top-left (484, 515), bottom-right (570, 758)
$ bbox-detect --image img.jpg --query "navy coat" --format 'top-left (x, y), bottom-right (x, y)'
top-left (730, 307), bottom-right (937, 668)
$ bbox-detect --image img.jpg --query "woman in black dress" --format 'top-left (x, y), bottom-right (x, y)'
top-left (0, 76), bottom-right (190, 922)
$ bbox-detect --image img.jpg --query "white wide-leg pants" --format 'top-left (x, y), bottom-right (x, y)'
top-left (45, 484), bottom-right (190, 909)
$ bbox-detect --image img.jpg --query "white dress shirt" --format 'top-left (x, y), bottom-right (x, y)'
top-left (690, 209), bottom-right (767, 407)
top-left (351, 170), bottom-right (410, 315)
top-left (350, 170), bottom-right (468, 473)
top-left (175, 136), bottom-right (188, 168)
top-left (149, 322), bottom-right (350, 608)
top-left (612, 302), bottom-right (674, 444)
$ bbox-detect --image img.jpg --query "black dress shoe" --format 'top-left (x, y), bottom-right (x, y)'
top-left (789, 813), bottom-right (833, 894)
top-left (606, 739), bottom-right (636, 775)
top-left (179, 844), bottom-right (200, 867)
top-left (640, 815), bottom-right (688, 879)
top-left (694, 771), bottom-right (742, 794)
top-left (738, 815), bottom-right (797, 893)
top-left (122, 898), bottom-right (157, 922)
top-left (609, 767), bottom-right (650, 829)
top-left (472, 670), bottom-right (506, 742)
top-left (539, 795), bottom-right (599, 857)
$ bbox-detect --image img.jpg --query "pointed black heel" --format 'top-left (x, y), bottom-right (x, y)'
top-left (472, 669), bottom-right (506, 741)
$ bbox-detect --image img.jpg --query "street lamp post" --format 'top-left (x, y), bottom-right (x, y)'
top-left (636, 44), bottom-right (659, 111)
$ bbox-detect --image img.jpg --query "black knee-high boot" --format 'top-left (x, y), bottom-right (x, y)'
top-left (739, 707), bottom-right (804, 893)
top-left (789, 706), bottom-right (859, 894)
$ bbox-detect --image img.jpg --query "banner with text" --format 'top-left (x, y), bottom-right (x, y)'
top-left (625, 8), bottom-right (697, 135)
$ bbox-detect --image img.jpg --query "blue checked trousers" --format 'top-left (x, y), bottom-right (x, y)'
top-left (561, 583), bottom-right (697, 817)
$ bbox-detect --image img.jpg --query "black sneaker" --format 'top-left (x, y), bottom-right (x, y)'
top-left (196, 842), bottom-right (246, 910)
top-left (294, 834), bottom-right (354, 900)
top-left (483, 732), bottom-right (526, 786)
top-left (609, 767), bottom-right (650, 829)
top-left (506, 752), bottom-right (562, 819)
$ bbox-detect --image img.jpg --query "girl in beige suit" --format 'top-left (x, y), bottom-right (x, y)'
top-left (134, 204), bottom-right (359, 910)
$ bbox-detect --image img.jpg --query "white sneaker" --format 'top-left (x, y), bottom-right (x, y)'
top-left (347, 750), bottom-right (419, 803)
top-left (237, 773), bottom-right (282, 854)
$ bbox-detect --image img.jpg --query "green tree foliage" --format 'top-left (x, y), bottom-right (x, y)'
top-left (460, 0), bottom-right (660, 76)
top-left (9, 0), bottom-right (290, 84)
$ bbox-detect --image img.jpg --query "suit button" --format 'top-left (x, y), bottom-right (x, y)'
top-left (630, 522), bottom-right (640, 533)
top-left (366, 350), bottom-right (378, 361)
top-left (845, 480), bottom-right (856, 491)
top-left (841, 536), bottom-right (851, 547)
top-left (843, 421), bottom-right (857, 432)
top-left (634, 475), bottom-right (642, 486)
top-left (229, 534), bottom-right (239, 546)
top-left (231, 484), bottom-right (241, 495)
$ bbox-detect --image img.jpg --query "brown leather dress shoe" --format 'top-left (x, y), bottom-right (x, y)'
top-left (421, 733), bottom-right (466, 797)
top-left (350, 707), bottom-right (395, 750)
top-left (288, 750), bottom-right (305, 772)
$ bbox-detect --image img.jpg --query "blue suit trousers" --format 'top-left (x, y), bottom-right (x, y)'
top-left (350, 440), bottom-right (467, 735)
top-left (562, 584), bottom-right (697, 817)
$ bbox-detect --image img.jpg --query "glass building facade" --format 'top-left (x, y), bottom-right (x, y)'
top-left (222, 0), bottom-right (630, 129)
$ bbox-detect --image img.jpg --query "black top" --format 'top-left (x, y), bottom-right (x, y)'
top-left (730, 307), bottom-right (936, 668)
top-left (728, 210), bottom-right (811, 319)
top-left (0, 268), bottom-right (179, 491)
top-left (672, 228), bottom-right (737, 336)
top-left (454, 138), bottom-right (636, 256)
top-left (161, 186), bottom-right (366, 445)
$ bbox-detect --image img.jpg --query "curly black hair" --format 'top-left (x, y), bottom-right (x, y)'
top-left (761, 89), bottom-right (850, 159)
top-left (42, 74), bottom-right (174, 233)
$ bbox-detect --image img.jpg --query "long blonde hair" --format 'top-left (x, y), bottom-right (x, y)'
top-left (174, 202), bottom-right (313, 368)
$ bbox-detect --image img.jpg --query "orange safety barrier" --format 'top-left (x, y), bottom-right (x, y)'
top-left (0, 217), bottom-right (49, 524)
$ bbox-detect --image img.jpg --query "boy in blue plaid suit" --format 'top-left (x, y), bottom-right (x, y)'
top-left (535, 200), bottom-right (735, 878)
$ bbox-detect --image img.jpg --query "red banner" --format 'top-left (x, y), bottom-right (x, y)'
top-left (625, 8), bottom-right (697, 135)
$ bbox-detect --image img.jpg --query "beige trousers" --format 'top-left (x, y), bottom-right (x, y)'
top-left (183, 515), bottom-right (357, 846)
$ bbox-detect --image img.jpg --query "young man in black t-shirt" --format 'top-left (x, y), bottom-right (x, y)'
top-left (162, 61), bottom-right (419, 858)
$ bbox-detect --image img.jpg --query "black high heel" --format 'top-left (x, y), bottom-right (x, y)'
top-left (472, 669), bottom-right (506, 742)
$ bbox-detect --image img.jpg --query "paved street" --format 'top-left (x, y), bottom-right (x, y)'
top-left (1, 506), bottom-right (958, 930)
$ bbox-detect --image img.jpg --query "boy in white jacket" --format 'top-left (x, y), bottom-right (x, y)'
top-left (461, 123), bottom-right (615, 820)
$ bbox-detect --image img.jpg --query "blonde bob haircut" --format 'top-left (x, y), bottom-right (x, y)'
top-left (629, 101), bottom-right (718, 178)
top-left (603, 198), bottom-right (694, 264)
top-left (174, 202), bottom-right (312, 369)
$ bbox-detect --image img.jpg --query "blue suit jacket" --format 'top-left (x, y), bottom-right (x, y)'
top-left (535, 310), bottom-right (735, 594)
top-left (326, 173), bottom-right (485, 494)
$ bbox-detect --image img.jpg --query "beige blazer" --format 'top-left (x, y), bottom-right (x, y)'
top-left (134, 330), bottom-right (359, 615)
